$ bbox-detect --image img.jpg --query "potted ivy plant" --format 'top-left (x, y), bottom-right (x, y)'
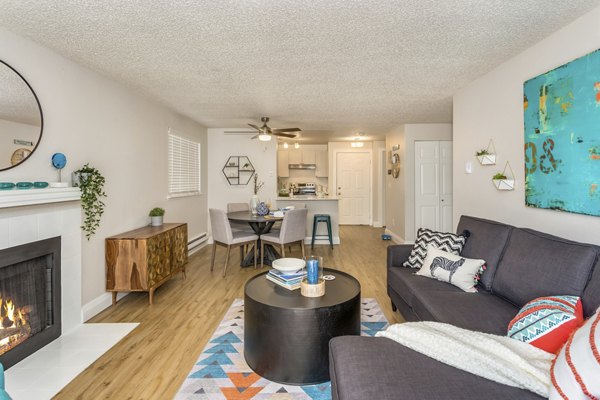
top-left (73, 163), bottom-right (107, 239)
top-left (149, 207), bottom-right (165, 227)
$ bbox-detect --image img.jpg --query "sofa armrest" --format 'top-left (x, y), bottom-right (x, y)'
top-left (387, 244), bottom-right (413, 268)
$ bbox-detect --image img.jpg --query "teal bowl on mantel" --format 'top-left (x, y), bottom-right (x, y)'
top-left (33, 182), bottom-right (49, 189)
top-left (0, 182), bottom-right (15, 190)
top-left (16, 182), bottom-right (34, 189)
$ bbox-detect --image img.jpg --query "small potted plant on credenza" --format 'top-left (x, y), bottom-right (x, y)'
top-left (149, 207), bottom-right (165, 227)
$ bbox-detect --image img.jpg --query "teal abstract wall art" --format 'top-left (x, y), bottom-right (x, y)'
top-left (524, 48), bottom-right (600, 217)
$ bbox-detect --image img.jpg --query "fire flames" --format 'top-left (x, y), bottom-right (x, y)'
top-left (0, 296), bottom-right (31, 355)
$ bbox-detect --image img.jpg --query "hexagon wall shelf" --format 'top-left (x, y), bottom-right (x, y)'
top-left (222, 156), bottom-right (255, 185)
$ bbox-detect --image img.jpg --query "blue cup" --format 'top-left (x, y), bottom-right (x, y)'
top-left (306, 258), bottom-right (319, 284)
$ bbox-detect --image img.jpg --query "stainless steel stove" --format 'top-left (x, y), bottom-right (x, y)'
top-left (294, 182), bottom-right (316, 196)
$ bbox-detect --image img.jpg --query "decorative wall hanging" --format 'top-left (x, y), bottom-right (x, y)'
top-left (391, 151), bottom-right (400, 179)
top-left (493, 161), bottom-right (515, 191)
top-left (476, 139), bottom-right (496, 165)
top-left (222, 156), bottom-right (255, 185)
top-left (524, 48), bottom-right (600, 216)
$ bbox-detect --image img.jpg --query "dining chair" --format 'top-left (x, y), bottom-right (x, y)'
top-left (260, 208), bottom-right (308, 267)
top-left (209, 208), bottom-right (258, 277)
top-left (227, 202), bottom-right (253, 257)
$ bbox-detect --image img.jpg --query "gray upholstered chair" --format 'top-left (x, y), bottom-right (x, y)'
top-left (260, 208), bottom-right (308, 267)
top-left (209, 208), bottom-right (259, 277)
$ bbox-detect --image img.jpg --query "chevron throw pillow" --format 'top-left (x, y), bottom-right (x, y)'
top-left (403, 228), bottom-right (467, 269)
top-left (508, 296), bottom-right (584, 354)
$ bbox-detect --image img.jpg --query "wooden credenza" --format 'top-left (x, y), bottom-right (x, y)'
top-left (106, 223), bottom-right (187, 305)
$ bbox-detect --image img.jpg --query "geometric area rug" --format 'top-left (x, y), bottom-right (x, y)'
top-left (175, 298), bottom-right (389, 400)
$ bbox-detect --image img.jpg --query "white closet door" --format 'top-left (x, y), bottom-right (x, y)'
top-left (440, 141), bottom-right (453, 233)
top-left (415, 141), bottom-right (440, 231)
top-left (414, 141), bottom-right (453, 234)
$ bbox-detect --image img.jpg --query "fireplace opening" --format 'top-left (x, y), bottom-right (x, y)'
top-left (0, 237), bottom-right (61, 369)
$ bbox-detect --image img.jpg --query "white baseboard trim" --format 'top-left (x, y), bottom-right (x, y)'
top-left (189, 240), bottom-right (208, 256)
top-left (303, 236), bottom-right (340, 245)
top-left (372, 221), bottom-right (383, 228)
top-left (82, 292), bottom-right (129, 322)
top-left (384, 229), bottom-right (405, 244)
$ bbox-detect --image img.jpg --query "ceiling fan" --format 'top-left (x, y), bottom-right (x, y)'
top-left (248, 117), bottom-right (301, 141)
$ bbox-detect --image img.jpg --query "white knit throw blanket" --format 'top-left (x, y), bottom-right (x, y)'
top-left (376, 322), bottom-right (554, 398)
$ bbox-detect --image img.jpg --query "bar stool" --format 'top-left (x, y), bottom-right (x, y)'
top-left (311, 214), bottom-right (333, 249)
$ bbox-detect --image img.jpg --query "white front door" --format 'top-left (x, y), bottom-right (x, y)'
top-left (414, 141), bottom-right (453, 233)
top-left (337, 152), bottom-right (370, 225)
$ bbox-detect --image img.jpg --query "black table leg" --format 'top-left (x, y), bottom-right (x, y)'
top-left (239, 221), bottom-right (280, 267)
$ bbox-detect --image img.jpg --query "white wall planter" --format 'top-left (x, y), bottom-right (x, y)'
top-left (477, 154), bottom-right (496, 165)
top-left (493, 179), bottom-right (514, 191)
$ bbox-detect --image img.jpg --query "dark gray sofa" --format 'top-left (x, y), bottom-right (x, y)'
top-left (329, 215), bottom-right (600, 400)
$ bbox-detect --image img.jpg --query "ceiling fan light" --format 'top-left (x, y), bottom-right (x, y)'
top-left (283, 142), bottom-right (289, 149)
top-left (294, 142), bottom-right (300, 149)
top-left (258, 133), bottom-right (272, 141)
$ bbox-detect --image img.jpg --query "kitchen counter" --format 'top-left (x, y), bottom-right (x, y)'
top-left (276, 197), bottom-right (340, 245)
top-left (276, 195), bottom-right (338, 201)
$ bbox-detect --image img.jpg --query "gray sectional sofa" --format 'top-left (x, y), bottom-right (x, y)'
top-left (329, 215), bottom-right (600, 400)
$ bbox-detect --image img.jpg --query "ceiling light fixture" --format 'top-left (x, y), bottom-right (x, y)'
top-left (258, 133), bottom-right (272, 141)
top-left (294, 142), bottom-right (300, 149)
top-left (283, 142), bottom-right (289, 149)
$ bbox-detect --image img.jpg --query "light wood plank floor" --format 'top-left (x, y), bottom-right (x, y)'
top-left (55, 225), bottom-right (403, 399)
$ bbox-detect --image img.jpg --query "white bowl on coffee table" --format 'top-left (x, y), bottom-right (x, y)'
top-left (272, 258), bottom-right (305, 272)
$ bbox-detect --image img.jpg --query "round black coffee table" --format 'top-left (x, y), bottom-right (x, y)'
top-left (244, 268), bottom-right (361, 385)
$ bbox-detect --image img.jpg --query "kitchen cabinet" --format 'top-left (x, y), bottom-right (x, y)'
top-left (278, 150), bottom-right (289, 177)
top-left (288, 150), bottom-right (316, 164)
top-left (302, 150), bottom-right (316, 164)
top-left (315, 150), bottom-right (328, 177)
top-left (288, 149), bottom-right (302, 164)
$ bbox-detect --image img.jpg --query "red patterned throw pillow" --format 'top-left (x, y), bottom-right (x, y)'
top-left (507, 296), bottom-right (584, 354)
top-left (550, 308), bottom-right (600, 400)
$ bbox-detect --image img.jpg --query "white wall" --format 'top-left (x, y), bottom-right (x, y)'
top-left (0, 28), bottom-right (208, 307)
top-left (0, 118), bottom-right (39, 167)
top-left (453, 5), bottom-right (600, 245)
top-left (207, 129), bottom-right (277, 237)
top-left (385, 124), bottom-right (452, 242)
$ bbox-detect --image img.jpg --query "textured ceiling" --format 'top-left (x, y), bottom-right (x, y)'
top-left (0, 62), bottom-right (41, 125)
top-left (1, 1), bottom-right (599, 143)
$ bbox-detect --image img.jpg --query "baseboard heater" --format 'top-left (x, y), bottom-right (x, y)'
top-left (188, 232), bottom-right (208, 253)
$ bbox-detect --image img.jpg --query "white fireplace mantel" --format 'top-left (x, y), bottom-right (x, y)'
top-left (0, 187), bottom-right (81, 208)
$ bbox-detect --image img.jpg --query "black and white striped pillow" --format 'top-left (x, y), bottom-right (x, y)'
top-left (403, 228), bottom-right (467, 269)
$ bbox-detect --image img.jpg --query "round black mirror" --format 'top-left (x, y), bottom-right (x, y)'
top-left (0, 60), bottom-right (43, 172)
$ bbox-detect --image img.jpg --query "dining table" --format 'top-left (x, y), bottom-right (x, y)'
top-left (227, 211), bottom-right (284, 267)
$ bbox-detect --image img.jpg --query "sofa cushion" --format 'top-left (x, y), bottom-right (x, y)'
top-left (456, 215), bottom-right (513, 291)
top-left (550, 308), bottom-right (600, 399)
top-left (403, 228), bottom-right (467, 269)
top-left (582, 258), bottom-right (600, 318)
top-left (416, 245), bottom-right (485, 292)
top-left (492, 229), bottom-right (598, 307)
top-left (329, 336), bottom-right (543, 400)
top-left (411, 290), bottom-right (519, 335)
top-left (388, 267), bottom-right (462, 309)
top-left (507, 295), bottom-right (584, 354)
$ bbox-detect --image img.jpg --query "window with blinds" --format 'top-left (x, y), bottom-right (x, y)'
top-left (168, 131), bottom-right (201, 198)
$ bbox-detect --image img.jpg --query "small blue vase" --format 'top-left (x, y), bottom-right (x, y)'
top-left (256, 202), bottom-right (269, 216)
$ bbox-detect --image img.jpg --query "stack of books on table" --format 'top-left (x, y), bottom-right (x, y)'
top-left (266, 269), bottom-right (305, 290)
